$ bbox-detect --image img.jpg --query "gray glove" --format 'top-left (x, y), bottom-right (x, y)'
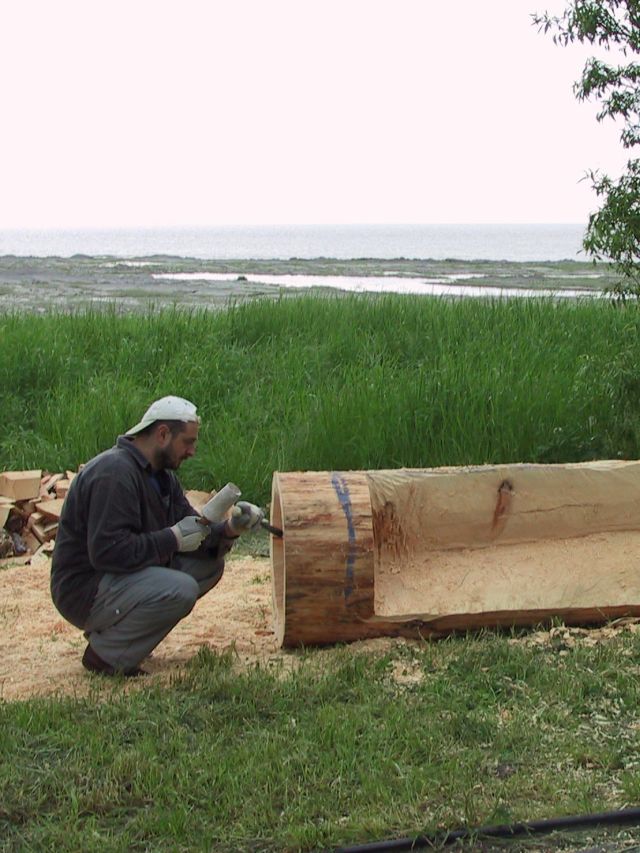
top-left (170, 516), bottom-right (208, 552)
top-left (228, 501), bottom-right (264, 535)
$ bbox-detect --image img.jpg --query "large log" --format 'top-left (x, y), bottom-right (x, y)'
top-left (270, 462), bottom-right (640, 648)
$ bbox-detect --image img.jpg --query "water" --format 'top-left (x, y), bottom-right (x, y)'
top-left (0, 223), bottom-right (589, 262)
top-left (154, 271), bottom-right (600, 300)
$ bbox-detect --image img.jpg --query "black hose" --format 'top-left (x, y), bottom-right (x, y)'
top-left (333, 806), bottom-right (640, 852)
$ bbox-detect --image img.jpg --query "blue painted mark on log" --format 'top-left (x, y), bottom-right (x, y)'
top-left (331, 472), bottom-right (356, 600)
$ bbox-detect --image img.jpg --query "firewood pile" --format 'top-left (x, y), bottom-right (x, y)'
top-left (0, 469), bottom-right (76, 567)
top-left (0, 470), bottom-right (215, 569)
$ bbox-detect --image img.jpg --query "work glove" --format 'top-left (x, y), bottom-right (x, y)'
top-left (227, 501), bottom-right (264, 536)
top-left (170, 516), bottom-right (208, 552)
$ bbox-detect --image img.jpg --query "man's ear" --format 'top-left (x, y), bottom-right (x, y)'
top-left (155, 423), bottom-right (172, 445)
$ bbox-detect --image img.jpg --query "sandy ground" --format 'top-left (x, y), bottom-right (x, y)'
top-left (0, 553), bottom-right (285, 702)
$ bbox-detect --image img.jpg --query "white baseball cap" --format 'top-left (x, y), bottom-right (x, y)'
top-left (125, 396), bottom-right (201, 436)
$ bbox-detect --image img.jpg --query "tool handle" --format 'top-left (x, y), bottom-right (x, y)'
top-left (260, 519), bottom-right (283, 538)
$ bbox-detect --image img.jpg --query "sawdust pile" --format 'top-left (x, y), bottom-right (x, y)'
top-left (0, 554), bottom-right (285, 702)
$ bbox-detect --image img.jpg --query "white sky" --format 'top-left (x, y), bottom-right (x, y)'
top-left (0, 0), bottom-right (631, 228)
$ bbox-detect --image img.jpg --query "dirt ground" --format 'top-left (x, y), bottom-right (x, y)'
top-left (0, 553), bottom-right (286, 702)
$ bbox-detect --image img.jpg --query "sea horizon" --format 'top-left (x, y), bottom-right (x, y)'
top-left (0, 223), bottom-right (592, 263)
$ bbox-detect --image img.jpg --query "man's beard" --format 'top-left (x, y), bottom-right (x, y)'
top-left (154, 446), bottom-right (178, 470)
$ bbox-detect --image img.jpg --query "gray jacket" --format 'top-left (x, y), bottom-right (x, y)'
top-left (51, 436), bottom-right (232, 628)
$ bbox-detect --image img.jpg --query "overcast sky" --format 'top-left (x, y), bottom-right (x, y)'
top-left (0, 0), bottom-right (629, 228)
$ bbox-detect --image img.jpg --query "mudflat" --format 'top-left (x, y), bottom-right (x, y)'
top-left (0, 255), bottom-right (614, 313)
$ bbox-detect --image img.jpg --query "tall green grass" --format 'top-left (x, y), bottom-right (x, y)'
top-left (2, 295), bottom-right (640, 504)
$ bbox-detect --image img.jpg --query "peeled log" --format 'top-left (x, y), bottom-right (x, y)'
top-left (270, 462), bottom-right (640, 648)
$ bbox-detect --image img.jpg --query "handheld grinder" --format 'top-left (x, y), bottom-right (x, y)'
top-left (199, 482), bottom-right (283, 537)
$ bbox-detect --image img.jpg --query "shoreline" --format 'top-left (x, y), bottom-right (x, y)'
top-left (0, 255), bottom-right (616, 314)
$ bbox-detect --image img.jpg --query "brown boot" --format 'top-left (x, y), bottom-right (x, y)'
top-left (81, 644), bottom-right (147, 678)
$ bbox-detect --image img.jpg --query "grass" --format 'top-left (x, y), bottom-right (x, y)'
top-left (2, 634), bottom-right (640, 851)
top-left (3, 293), bottom-right (640, 850)
top-left (2, 294), bottom-right (640, 506)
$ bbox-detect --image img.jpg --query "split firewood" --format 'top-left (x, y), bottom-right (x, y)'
top-left (26, 522), bottom-right (55, 543)
top-left (42, 521), bottom-right (59, 540)
top-left (15, 499), bottom-right (38, 518)
top-left (21, 530), bottom-right (41, 554)
top-left (0, 502), bottom-right (12, 529)
top-left (42, 473), bottom-right (64, 495)
top-left (0, 467), bottom-right (78, 561)
top-left (27, 511), bottom-right (46, 529)
top-left (35, 499), bottom-right (65, 521)
top-left (0, 470), bottom-right (42, 502)
top-left (54, 479), bottom-right (72, 498)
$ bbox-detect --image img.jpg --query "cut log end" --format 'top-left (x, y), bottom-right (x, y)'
top-left (270, 473), bottom-right (286, 646)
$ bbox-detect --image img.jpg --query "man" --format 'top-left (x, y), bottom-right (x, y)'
top-left (50, 395), bottom-right (263, 677)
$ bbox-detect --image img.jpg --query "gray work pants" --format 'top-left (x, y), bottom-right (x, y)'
top-left (84, 552), bottom-right (224, 671)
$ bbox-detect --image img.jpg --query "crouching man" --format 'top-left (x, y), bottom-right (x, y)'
top-left (50, 395), bottom-right (263, 677)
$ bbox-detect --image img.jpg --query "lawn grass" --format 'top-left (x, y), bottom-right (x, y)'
top-left (2, 633), bottom-right (640, 851)
top-left (2, 294), bottom-right (640, 506)
top-left (3, 293), bottom-right (640, 851)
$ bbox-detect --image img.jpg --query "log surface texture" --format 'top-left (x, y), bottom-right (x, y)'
top-left (270, 462), bottom-right (640, 648)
